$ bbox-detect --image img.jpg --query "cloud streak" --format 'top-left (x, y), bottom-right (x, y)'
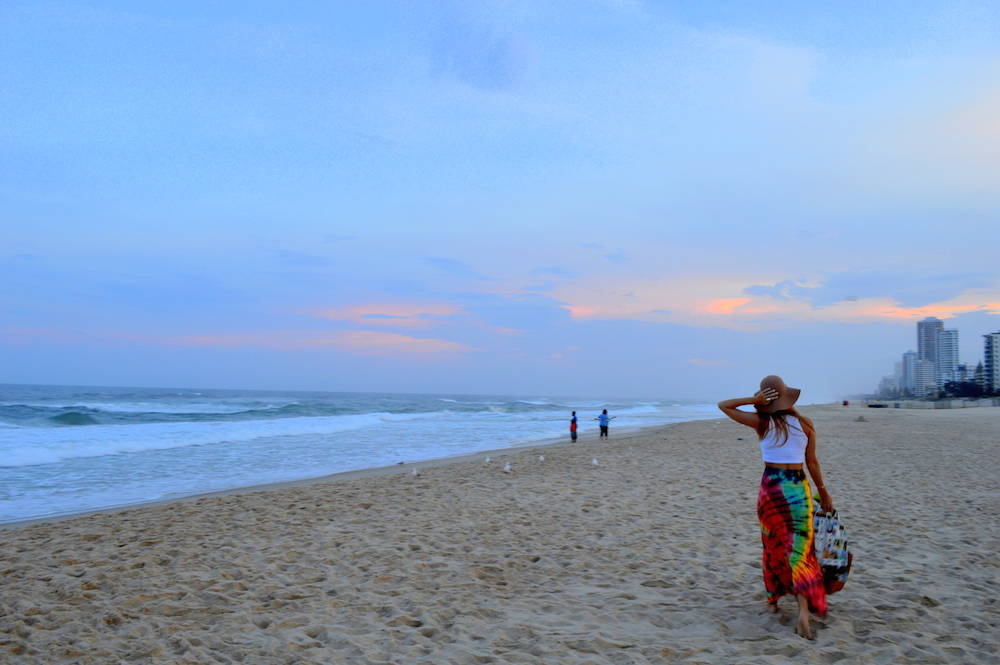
top-left (745, 269), bottom-right (995, 308)
top-left (309, 304), bottom-right (461, 328)
top-left (423, 258), bottom-right (495, 281)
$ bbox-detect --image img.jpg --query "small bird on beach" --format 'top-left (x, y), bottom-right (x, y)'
top-left (592, 458), bottom-right (599, 466)
top-left (412, 468), bottom-right (421, 477)
top-left (538, 455), bottom-right (545, 462)
top-left (503, 462), bottom-right (512, 474)
top-left (484, 456), bottom-right (491, 464)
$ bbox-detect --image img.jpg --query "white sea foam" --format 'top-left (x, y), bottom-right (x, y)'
top-left (73, 401), bottom-right (298, 415)
top-left (2, 400), bottom-right (295, 415)
top-left (0, 386), bottom-right (717, 523)
top-left (0, 411), bottom-right (432, 468)
top-left (614, 405), bottom-right (662, 415)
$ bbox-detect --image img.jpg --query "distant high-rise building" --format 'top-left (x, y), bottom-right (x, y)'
top-left (885, 320), bottom-right (970, 397)
top-left (877, 374), bottom-right (898, 397)
top-left (985, 332), bottom-right (1000, 394)
top-left (901, 350), bottom-right (936, 396)
top-left (901, 350), bottom-right (917, 393)
top-left (935, 328), bottom-right (959, 388)
top-left (915, 360), bottom-right (936, 396)
top-left (917, 317), bottom-right (944, 364)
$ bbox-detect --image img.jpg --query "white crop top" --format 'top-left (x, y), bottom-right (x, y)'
top-left (759, 415), bottom-right (808, 464)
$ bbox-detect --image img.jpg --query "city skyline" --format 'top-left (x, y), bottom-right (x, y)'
top-left (4, 2), bottom-right (1000, 401)
top-left (880, 316), bottom-right (1000, 397)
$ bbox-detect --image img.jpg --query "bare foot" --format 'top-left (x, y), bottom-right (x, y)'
top-left (794, 612), bottom-right (813, 639)
top-left (793, 595), bottom-right (814, 640)
top-left (768, 602), bottom-right (778, 614)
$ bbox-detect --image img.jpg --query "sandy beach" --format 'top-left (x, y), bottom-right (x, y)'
top-left (1, 405), bottom-right (998, 664)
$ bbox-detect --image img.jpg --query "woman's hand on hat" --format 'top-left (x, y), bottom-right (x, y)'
top-left (753, 388), bottom-right (779, 405)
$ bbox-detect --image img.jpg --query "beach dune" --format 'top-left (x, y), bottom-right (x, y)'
top-left (1, 406), bottom-right (998, 664)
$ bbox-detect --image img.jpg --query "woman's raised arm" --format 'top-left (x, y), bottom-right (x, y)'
top-left (717, 388), bottom-right (778, 428)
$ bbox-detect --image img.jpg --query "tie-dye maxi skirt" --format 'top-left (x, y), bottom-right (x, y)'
top-left (757, 467), bottom-right (828, 617)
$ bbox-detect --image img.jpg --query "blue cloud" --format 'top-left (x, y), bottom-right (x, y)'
top-left (95, 273), bottom-right (244, 311)
top-left (743, 279), bottom-right (808, 301)
top-left (577, 244), bottom-right (627, 264)
top-left (447, 292), bottom-right (571, 331)
top-left (529, 266), bottom-right (579, 278)
top-left (604, 252), bottom-right (628, 265)
top-left (431, 12), bottom-right (529, 91)
top-left (271, 250), bottom-right (333, 268)
top-left (745, 270), bottom-right (994, 308)
top-left (523, 282), bottom-right (557, 292)
top-left (423, 257), bottom-right (494, 280)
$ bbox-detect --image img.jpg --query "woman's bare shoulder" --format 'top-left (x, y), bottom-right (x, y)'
top-left (794, 412), bottom-right (816, 434)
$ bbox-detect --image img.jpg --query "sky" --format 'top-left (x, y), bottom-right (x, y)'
top-left (3, 1), bottom-right (1000, 401)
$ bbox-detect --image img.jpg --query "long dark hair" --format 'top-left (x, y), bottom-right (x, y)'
top-left (755, 408), bottom-right (813, 445)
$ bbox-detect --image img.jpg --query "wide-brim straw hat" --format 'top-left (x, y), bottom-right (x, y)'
top-left (755, 375), bottom-right (801, 413)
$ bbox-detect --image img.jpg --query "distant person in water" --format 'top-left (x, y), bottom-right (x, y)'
top-left (570, 411), bottom-right (578, 441)
top-left (594, 409), bottom-right (615, 438)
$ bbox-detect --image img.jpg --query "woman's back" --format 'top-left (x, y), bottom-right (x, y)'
top-left (759, 415), bottom-right (808, 464)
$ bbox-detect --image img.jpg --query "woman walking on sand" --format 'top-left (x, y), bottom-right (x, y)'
top-left (718, 375), bottom-right (834, 640)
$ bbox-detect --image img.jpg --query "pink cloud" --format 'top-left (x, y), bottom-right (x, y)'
top-left (563, 305), bottom-right (599, 318)
top-left (700, 298), bottom-right (751, 314)
top-left (851, 300), bottom-right (1000, 321)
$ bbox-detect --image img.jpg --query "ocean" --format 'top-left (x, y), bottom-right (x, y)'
top-left (0, 384), bottom-right (718, 524)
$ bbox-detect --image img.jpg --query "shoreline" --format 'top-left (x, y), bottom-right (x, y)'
top-left (0, 420), bottom-right (674, 530)
top-left (1, 404), bottom-right (997, 663)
